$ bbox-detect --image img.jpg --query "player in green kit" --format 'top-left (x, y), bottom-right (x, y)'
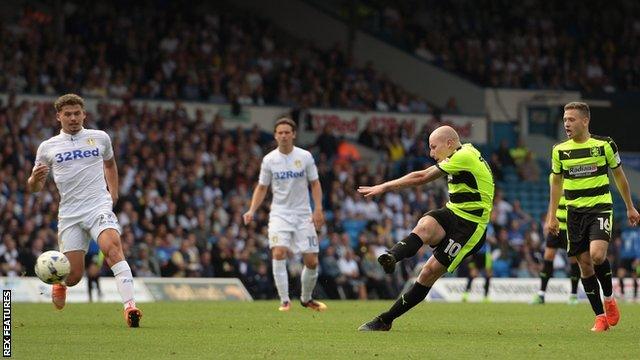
top-left (531, 174), bottom-right (580, 305)
top-left (546, 102), bottom-right (640, 332)
top-left (357, 126), bottom-right (494, 331)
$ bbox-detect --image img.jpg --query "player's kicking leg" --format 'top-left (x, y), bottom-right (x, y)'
top-left (97, 228), bottom-right (141, 327)
top-left (53, 250), bottom-right (85, 310)
top-left (358, 255), bottom-right (446, 331)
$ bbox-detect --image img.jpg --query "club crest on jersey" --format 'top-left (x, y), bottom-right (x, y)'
top-left (87, 138), bottom-right (96, 146)
top-left (294, 159), bottom-right (302, 168)
top-left (590, 146), bottom-right (601, 157)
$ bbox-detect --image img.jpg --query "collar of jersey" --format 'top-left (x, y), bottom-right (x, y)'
top-left (59, 128), bottom-right (85, 139)
top-left (447, 145), bottom-right (463, 159)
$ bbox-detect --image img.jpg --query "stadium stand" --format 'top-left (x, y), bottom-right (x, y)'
top-left (1, 0), bottom-right (638, 301)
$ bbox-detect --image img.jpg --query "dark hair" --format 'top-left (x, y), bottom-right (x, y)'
top-left (564, 101), bottom-right (590, 119)
top-left (274, 117), bottom-right (297, 132)
top-left (54, 94), bottom-right (85, 112)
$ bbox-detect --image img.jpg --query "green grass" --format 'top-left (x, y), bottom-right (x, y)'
top-left (13, 301), bottom-right (640, 359)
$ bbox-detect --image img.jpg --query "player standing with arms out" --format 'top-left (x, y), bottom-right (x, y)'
top-left (243, 117), bottom-right (327, 312)
top-left (532, 174), bottom-right (580, 305)
top-left (27, 94), bottom-right (142, 327)
top-left (546, 102), bottom-right (640, 332)
top-left (358, 126), bottom-right (494, 331)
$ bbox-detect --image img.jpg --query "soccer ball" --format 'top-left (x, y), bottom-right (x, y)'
top-left (35, 251), bottom-right (71, 285)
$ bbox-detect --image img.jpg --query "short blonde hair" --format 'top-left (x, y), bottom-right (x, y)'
top-left (564, 101), bottom-right (590, 119)
top-left (54, 94), bottom-right (85, 112)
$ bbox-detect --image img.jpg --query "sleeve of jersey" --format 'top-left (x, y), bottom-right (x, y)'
top-left (436, 152), bottom-right (465, 175)
top-left (551, 146), bottom-right (562, 174)
top-left (306, 153), bottom-right (319, 182)
top-left (605, 139), bottom-right (621, 169)
top-left (102, 131), bottom-right (114, 161)
top-left (34, 142), bottom-right (51, 168)
top-left (258, 159), bottom-right (271, 186)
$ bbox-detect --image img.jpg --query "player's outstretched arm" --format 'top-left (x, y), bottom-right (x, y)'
top-left (358, 165), bottom-right (444, 197)
top-left (243, 184), bottom-right (269, 225)
top-left (611, 166), bottom-right (640, 226)
top-left (27, 163), bottom-right (49, 193)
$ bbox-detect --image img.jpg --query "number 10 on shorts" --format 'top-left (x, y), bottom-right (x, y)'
top-left (444, 239), bottom-right (461, 256)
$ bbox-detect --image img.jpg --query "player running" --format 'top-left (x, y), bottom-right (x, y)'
top-left (27, 94), bottom-right (142, 327)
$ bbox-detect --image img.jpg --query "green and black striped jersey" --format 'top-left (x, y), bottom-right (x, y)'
top-left (436, 143), bottom-right (495, 224)
top-left (549, 174), bottom-right (567, 230)
top-left (551, 135), bottom-right (621, 213)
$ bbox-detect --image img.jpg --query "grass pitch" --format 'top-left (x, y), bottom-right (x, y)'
top-left (13, 301), bottom-right (639, 359)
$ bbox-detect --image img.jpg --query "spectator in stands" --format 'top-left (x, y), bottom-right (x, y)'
top-left (509, 138), bottom-right (529, 166)
top-left (496, 139), bottom-right (515, 167)
top-left (517, 151), bottom-right (539, 182)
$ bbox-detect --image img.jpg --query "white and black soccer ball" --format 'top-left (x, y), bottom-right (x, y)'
top-left (35, 251), bottom-right (71, 285)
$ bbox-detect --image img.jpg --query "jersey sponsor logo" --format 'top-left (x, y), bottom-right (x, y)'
top-left (590, 146), bottom-right (601, 157)
top-left (568, 163), bottom-right (598, 177)
top-left (54, 147), bottom-right (100, 163)
top-left (273, 170), bottom-right (305, 180)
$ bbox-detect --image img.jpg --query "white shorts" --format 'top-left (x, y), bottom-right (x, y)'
top-left (58, 211), bottom-right (121, 253)
top-left (268, 214), bottom-right (318, 254)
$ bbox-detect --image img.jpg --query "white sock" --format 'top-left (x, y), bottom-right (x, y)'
top-left (111, 260), bottom-right (136, 309)
top-left (272, 259), bottom-right (290, 303)
top-left (538, 290), bottom-right (545, 297)
top-left (300, 266), bottom-right (318, 302)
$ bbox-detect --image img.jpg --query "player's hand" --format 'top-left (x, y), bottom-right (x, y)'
top-left (30, 163), bottom-right (49, 182)
top-left (627, 207), bottom-right (640, 227)
top-left (312, 208), bottom-right (325, 230)
top-left (545, 217), bottom-right (560, 236)
top-left (357, 184), bottom-right (387, 197)
top-left (242, 211), bottom-right (254, 225)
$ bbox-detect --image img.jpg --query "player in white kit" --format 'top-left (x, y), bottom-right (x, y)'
top-left (27, 94), bottom-right (142, 327)
top-left (243, 117), bottom-right (327, 312)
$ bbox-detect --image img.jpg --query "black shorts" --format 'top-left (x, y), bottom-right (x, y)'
top-left (427, 207), bottom-right (487, 272)
top-left (566, 211), bottom-right (612, 257)
top-left (546, 229), bottom-right (568, 250)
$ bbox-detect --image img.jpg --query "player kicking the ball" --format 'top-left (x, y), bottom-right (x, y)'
top-left (358, 126), bottom-right (494, 331)
top-left (27, 94), bottom-right (142, 327)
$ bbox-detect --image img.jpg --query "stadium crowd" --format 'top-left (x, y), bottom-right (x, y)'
top-left (331, 0), bottom-right (640, 93)
top-left (0, 1), bottom-right (431, 114)
top-left (1, 96), bottom-right (629, 301)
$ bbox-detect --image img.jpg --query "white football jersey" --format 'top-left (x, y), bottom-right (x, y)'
top-left (258, 146), bottom-right (319, 216)
top-left (34, 128), bottom-right (114, 219)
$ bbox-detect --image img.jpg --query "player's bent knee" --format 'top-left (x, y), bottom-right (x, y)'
top-left (591, 253), bottom-right (606, 265)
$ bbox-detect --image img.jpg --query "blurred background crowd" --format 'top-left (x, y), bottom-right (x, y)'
top-left (1, 0), bottom-right (639, 301)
